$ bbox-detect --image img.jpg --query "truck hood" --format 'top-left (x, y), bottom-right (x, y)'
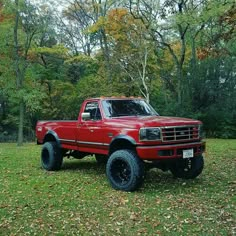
top-left (106, 116), bottom-right (201, 129)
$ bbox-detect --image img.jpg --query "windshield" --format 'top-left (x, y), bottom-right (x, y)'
top-left (102, 99), bottom-right (158, 118)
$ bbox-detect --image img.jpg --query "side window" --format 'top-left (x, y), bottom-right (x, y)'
top-left (84, 102), bottom-right (102, 120)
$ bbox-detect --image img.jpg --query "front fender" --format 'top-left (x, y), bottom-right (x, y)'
top-left (110, 135), bottom-right (137, 145)
top-left (109, 135), bottom-right (137, 155)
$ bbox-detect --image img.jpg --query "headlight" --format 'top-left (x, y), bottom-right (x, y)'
top-left (140, 128), bottom-right (161, 141)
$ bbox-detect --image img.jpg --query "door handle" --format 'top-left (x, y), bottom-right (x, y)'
top-left (77, 123), bottom-right (93, 132)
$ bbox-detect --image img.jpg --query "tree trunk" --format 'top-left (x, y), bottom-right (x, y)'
top-left (14, 0), bottom-right (24, 146)
top-left (100, 29), bottom-right (112, 82)
top-left (177, 66), bottom-right (183, 106)
top-left (96, 0), bottom-right (112, 82)
top-left (189, 36), bottom-right (197, 103)
top-left (17, 100), bottom-right (24, 146)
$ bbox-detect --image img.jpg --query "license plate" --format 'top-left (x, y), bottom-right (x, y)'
top-left (183, 149), bottom-right (194, 159)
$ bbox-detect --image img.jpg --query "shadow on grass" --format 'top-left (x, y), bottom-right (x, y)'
top-left (144, 168), bottom-right (204, 190)
top-left (62, 158), bottom-right (106, 173)
top-left (60, 158), bottom-right (203, 192)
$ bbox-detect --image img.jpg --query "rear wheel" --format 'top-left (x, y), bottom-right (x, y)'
top-left (170, 155), bottom-right (204, 179)
top-left (41, 142), bottom-right (63, 171)
top-left (106, 150), bottom-right (144, 191)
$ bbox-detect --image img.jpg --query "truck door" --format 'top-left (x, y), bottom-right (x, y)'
top-left (77, 101), bottom-right (107, 153)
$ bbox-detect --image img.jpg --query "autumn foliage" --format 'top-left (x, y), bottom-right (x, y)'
top-left (0, 0), bottom-right (236, 141)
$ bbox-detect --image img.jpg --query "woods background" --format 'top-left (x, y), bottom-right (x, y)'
top-left (0, 0), bottom-right (235, 145)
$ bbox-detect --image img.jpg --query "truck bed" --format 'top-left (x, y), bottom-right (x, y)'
top-left (36, 120), bottom-right (78, 148)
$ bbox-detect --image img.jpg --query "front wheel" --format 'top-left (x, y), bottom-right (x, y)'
top-left (106, 150), bottom-right (144, 192)
top-left (170, 155), bottom-right (204, 179)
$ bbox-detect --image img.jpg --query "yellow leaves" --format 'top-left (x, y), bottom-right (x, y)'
top-left (88, 8), bottom-right (131, 35)
top-left (88, 7), bottom-right (145, 45)
top-left (88, 16), bottom-right (106, 33)
top-left (107, 8), bottom-right (130, 24)
top-left (105, 8), bottom-right (142, 42)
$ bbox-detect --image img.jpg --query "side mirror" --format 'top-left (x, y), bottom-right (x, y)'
top-left (82, 112), bottom-right (91, 121)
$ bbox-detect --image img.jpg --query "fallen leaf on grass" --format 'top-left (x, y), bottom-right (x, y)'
top-left (120, 198), bottom-right (129, 205)
top-left (109, 212), bottom-right (114, 217)
top-left (130, 212), bottom-right (138, 221)
top-left (137, 228), bottom-right (148, 234)
top-left (116, 221), bottom-right (124, 226)
top-left (156, 199), bottom-right (161, 204)
top-left (152, 221), bottom-right (161, 228)
top-left (0, 204), bottom-right (10, 208)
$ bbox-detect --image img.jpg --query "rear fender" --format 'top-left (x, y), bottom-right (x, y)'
top-left (43, 130), bottom-right (61, 148)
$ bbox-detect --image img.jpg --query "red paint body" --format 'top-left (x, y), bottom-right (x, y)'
top-left (36, 98), bottom-right (205, 160)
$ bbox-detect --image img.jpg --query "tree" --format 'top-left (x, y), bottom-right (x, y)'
top-left (64, 0), bottom-right (119, 81)
top-left (12, 0), bottom-right (42, 145)
top-left (1, 0), bottom-right (62, 143)
top-left (59, 0), bottom-right (97, 56)
top-left (128, 0), bottom-right (235, 106)
top-left (104, 8), bottom-right (158, 102)
top-left (0, 0), bottom-right (14, 135)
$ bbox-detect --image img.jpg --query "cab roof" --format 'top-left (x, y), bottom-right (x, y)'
top-left (86, 96), bottom-right (144, 101)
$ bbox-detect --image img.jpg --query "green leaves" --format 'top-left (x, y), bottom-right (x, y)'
top-left (0, 0), bottom-right (236, 139)
top-left (32, 44), bottom-right (69, 58)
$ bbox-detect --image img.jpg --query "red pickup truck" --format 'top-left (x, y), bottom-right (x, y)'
top-left (36, 97), bottom-right (205, 191)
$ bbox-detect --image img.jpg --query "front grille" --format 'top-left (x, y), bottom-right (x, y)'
top-left (161, 125), bottom-right (200, 142)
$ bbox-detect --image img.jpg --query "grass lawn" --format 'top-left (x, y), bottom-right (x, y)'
top-left (0, 139), bottom-right (235, 235)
